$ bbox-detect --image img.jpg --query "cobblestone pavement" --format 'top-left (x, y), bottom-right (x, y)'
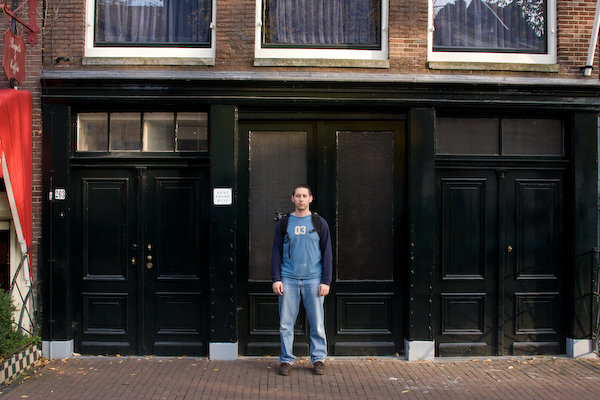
top-left (1, 356), bottom-right (600, 399)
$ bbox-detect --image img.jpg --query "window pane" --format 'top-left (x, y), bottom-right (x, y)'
top-left (249, 131), bottom-right (307, 281)
top-left (176, 112), bottom-right (208, 151)
top-left (143, 112), bottom-right (175, 151)
top-left (95, 0), bottom-right (212, 46)
top-left (436, 118), bottom-right (500, 155)
top-left (110, 113), bottom-right (141, 151)
top-left (502, 119), bottom-right (563, 156)
top-left (337, 130), bottom-right (394, 280)
top-left (263, 0), bottom-right (381, 48)
top-left (432, 0), bottom-right (547, 53)
top-left (77, 113), bottom-right (108, 152)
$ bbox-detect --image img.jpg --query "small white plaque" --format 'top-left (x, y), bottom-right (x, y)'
top-left (213, 188), bottom-right (233, 206)
top-left (54, 188), bottom-right (66, 200)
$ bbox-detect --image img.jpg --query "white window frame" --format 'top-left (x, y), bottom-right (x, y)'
top-left (427, 0), bottom-right (557, 64)
top-left (254, 0), bottom-right (389, 61)
top-left (84, 0), bottom-right (217, 59)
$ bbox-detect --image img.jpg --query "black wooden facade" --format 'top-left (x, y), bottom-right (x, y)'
top-left (40, 71), bottom-right (600, 359)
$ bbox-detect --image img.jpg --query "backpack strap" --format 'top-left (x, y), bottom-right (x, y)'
top-left (311, 213), bottom-right (322, 238)
top-left (280, 214), bottom-right (289, 241)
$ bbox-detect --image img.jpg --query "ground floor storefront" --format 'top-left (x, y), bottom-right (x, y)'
top-left (40, 71), bottom-right (600, 360)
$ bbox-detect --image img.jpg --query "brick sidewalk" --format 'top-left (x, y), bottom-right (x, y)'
top-left (1, 356), bottom-right (600, 399)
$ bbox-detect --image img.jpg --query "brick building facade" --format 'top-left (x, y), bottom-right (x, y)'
top-left (2, 0), bottom-right (599, 360)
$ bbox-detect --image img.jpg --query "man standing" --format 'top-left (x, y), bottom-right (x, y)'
top-left (271, 184), bottom-right (332, 376)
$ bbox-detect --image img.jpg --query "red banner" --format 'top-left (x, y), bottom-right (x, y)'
top-left (3, 29), bottom-right (26, 85)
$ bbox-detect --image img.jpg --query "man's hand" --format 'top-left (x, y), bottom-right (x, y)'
top-left (318, 284), bottom-right (330, 297)
top-left (272, 281), bottom-right (283, 296)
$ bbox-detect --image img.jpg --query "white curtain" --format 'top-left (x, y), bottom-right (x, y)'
top-left (433, 0), bottom-right (546, 52)
top-left (265, 0), bottom-right (380, 47)
top-left (96, 0), bottom-right (211, 45)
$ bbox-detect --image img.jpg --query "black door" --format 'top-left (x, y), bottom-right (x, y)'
top-left (435, 169), bottom-right (499, 356)
top-left (238, 120), bottom-right (406, 356)
top-left (72, 167), bottom-right (209, 355)
top-left (435, 168), bottom-right (566, 356)
top-left (500, 170), bottom-right (566, 355)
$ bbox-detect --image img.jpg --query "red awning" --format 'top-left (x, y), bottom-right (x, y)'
top-left (0, 89), bottom-right (32, 281)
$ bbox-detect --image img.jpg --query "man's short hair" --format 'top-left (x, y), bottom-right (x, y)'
top-left (292, 184), bottom-right (312, 196)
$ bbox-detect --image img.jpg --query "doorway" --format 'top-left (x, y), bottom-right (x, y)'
top-left (434, 116), bottom-right (568, 356)
top-left (71, 167), bottom-right (210, 355)
top-left (0, 230), bottom-right (9, 291)
top-left (237, 119), bottom-right (406, 356)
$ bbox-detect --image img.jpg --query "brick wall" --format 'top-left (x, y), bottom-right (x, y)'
top-left (38, 0), bottom-right (600, 79)
top-left (559, 0), bottom-right (599, 76)
top-left (0, 3), bottom-right (43, 286)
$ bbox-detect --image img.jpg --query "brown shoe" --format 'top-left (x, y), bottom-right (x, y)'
top-left (278, 362), bottom-right (291, 376)
top-left (313, 361), bottom-right (325, 375)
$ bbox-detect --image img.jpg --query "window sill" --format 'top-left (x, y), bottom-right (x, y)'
top-left (427, 61), bottom-right (560, 73)
top-left (254, 58), bottom-right (389, 69)
top-left (82, 57), bottom-right (216, 66)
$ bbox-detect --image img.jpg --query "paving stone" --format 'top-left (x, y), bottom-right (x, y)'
top-left (1, 356), bottom-right (599, 400)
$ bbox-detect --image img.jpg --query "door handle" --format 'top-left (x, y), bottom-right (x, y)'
top-left (507, 245), bottom-right (513, 253)
top-left (131, 257), bottom-right (136, 265)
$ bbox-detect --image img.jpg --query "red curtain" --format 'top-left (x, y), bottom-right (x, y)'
top-left (0, 89), bottom-right (32, 279)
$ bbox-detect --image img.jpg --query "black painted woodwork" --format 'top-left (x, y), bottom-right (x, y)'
top-left (323, 121), bottom-right (405, 355)
top-left (237, 119), bottom-right (406, 356)
top-left (42, 103), bottom-right (73, 343)
top-left (248, 130), bottom-right (308, 281)
top-left (435, 167), bottom-right (567, 356)
top-left (571, 112), bottom-right (598, 340)
top-left (40, 74), bottom-right (599, 358)
top-left (40, 70), bottom-right (600, 114)
top-left (436, 172), bottom-right (496, 356)
top-left (71, 167), bottom-right (209, 355)
top-left (336, 129), bottom-right (394, 281)
top-left (209, 105), bottom-right (239, 344)
top-left (238, 121), bottom-right (316, 356)
top-left (408, 108), bottom-right (436, 343)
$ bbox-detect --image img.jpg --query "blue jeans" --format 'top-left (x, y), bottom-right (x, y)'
top-left (278, 277), bottom-right (327, 364)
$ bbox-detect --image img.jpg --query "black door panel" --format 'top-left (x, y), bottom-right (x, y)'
top-left (435, 171), bottom-right (497, 356)
top-left (141, 169), bottom-right (209, 356)
top-left (502, 172), bottom-right (565, 355)
top-left (238, 120), bottom-right (406, 356)
top-left (72, 169), bottom-right (138, 355)
top-left (435, 168), bottom-right (567, 356)
top-left (73, 168), bottom-right (209, 355)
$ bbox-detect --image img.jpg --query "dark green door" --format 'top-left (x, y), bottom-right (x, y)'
top-left (238, 120), bottom-right (406, 356)
top-left (435, 168), bottom-right (566, 356)
top-left (72, 167), bottom-right (209, 355)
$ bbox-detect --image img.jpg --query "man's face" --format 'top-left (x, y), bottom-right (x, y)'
top-left (291, 188), bottom-right (313, 212)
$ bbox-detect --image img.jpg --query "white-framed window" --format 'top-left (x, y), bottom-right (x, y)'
top-left (85, 0), bottom-right (216, 59)
top-left (428, 0), bottom-right (556, 64)
top-left (254, 0), bottom-right (389, 62)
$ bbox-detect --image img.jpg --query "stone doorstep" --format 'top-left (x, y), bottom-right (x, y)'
top-left (0, 344), bottom-right (41, 387)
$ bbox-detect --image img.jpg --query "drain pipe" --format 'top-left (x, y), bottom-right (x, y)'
top-left (584, 0), bottom-right (600, 77)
